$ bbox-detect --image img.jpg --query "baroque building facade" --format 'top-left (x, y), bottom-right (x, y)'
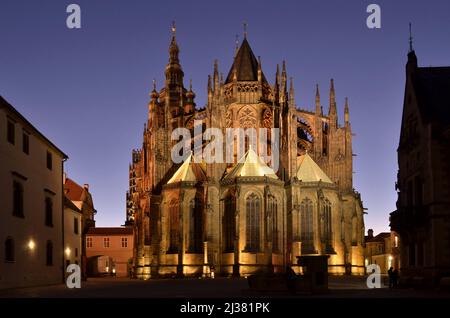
top-left (127, 27), bottom-right (365, 279)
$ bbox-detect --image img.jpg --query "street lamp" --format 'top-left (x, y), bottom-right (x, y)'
top-left (28, 239), bottom-right (35, 251)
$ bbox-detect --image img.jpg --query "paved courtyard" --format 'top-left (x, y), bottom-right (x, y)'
top-left (1, 275), bottom-right (449, 298)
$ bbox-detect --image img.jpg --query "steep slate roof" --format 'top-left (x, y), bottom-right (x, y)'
top-left (167, 153), bottom-right (207, 184)
top-left (412, 66), bottom-right (450, 126)
top-left (296, 152), bottom-right (333, 184)
top-left (225, 38), bottom-right (268, 84)
top-left (87, 227), bottom-right (133, 236)
top-left (224, 147), bottom-right (278, 180)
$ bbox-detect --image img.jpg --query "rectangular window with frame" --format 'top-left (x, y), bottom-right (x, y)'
top-left (86, 237), bottom-right (92, 248)
top-left (121, 237), bottom-right (128, 248)
top-left (45, 197), bottom-right (53, 227)
top-left (103, 237), bottom-right (110, 248)
top-left (7, 120), bottom-right (15, 145)
top-left (46, 151), bottom-right (53, 170)
top-left (74, 217), bottom-right (79, 234)
top-left (22, 131), bottom-right (29, 154)
top-left (12, 181), bottom-right (24, 218)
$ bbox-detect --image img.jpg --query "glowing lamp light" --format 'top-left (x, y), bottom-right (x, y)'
top-left (105, 266), bottom-right (109, 272)
top-left (112, 268), bottom-right (116, 274)
top-left (388, 255), bottom-right (393, 261)
top-left (28, 239), bottom-right (35, 250)
top-left (65, 247), bottom-right (71, 257)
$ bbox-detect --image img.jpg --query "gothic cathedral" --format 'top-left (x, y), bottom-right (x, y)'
top-left (127, 26), bottom-right (365, 279)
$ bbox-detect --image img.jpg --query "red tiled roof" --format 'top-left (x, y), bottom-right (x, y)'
top-left (87, 227), bottom-right (133, 236)
top-left (64, 178), bottom-right (85, 201)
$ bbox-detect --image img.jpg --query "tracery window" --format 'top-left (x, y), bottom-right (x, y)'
top-left (245, 193), bottom-right (261, 252)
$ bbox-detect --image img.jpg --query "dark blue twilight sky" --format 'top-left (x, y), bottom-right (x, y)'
top-left (1, 0), bottom-right (450, 234)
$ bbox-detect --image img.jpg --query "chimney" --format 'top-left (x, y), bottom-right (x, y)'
top-left (83, 184), bottom-right (89, 191)
top-left (368, 229), bottom-right (374, 238)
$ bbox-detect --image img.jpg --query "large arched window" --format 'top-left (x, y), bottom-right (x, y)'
top-left (46, 240), bottom-right (53, 266)
top-left (4, 237), bottom-right (14, 262)
top-left (300, 198), bottom-right (313, 241)
top-left (188, 198), bottom-right (203, 253)
top-left (223, 195), bottom-right (236, 252)
top-left (300, 198), bottom-right (315, 254)
top-left (168, 200), bottom-right (179, 253)
top-left (322, 199), bottom-right (332, 242)
top-left (245, 193), bottom-right (261, 252)
top-left (267, 196), bottom-right (278, 252)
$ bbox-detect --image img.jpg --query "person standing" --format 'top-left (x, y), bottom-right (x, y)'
top-left (388, 267), bottom-right (394, 288)
top-left (392, 268), bottom-right (399, 288)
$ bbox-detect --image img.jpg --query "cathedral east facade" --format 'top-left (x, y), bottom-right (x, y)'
top-left (126, 26), bottom-right (366, 279)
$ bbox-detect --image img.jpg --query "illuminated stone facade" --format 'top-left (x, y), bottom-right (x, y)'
top-left (127, 27), bottom-right (365, 278)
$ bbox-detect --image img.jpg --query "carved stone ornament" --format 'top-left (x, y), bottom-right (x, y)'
top-left (262, 108), bottom-right (273, 128)
top-left (239, 107), bottom-right (257, 129)
top-left (225, 110), bottom-right (232, 128)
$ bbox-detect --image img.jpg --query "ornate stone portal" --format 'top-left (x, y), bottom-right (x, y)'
top-left (126, 26), bottom-right (365, 279)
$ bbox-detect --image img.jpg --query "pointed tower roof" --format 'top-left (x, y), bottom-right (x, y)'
top-left (296, 152), bottom-right (333, 184)
top-left (224, 147), bottom-right (278, 180)
top-left (225, 38), bottom-right (267, 84)
top-left (167, 153), bottom-right (206, 184)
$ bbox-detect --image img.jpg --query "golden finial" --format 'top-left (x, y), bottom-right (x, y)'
top-left (171, 21), bottom-right (176, 36)
top-left (152, 79), bottom-right (156, 91)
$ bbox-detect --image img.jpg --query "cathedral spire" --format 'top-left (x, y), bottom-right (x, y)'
top-left (225, 36), bottom-right (267, 84)
top-left (207, 74), bottom-right (212, 105)
top-left (344, 97), bottom-right (350, 127)
top-left (257, 56), bottom-right (262, 82)
top-left (186, 78), bottom-right (195, 112)
top-left (213, 60), bottom-right (219, 95)
top-left (406, 23), bottom-right (418, 75)
top-left (280, 61), bottom-right (287, 103)
top-left (289, 77), bottom-right (295, 108)
top-left (329, 79), bottom-right (337, 127)
top-left (169, 21), bottom-right (179, 64)
top-left (165, 21), bottom-right (184, 87)
top-left (207, 74), bottom-right (212, 94)
top-left (150, 79), bottom-right (159, 100)
top-left (274, 64), bottom-right (280, 102)
top-left (315, 84), bottom-right (321, 114)
top-left (409, 22), bottom-right (414, 53)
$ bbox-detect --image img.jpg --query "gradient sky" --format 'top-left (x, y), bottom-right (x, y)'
top-left (1, 0), bottom-right (450, 234)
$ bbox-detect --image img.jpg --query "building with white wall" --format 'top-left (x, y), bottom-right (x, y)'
top-left (0, 96), bottom-right (67, 289)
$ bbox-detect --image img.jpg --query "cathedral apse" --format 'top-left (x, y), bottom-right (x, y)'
top-left (126, 24), bottom-right (365, 279)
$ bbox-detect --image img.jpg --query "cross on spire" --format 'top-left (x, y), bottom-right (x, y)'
top-left (243, 22), bottom-right (247, 39)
